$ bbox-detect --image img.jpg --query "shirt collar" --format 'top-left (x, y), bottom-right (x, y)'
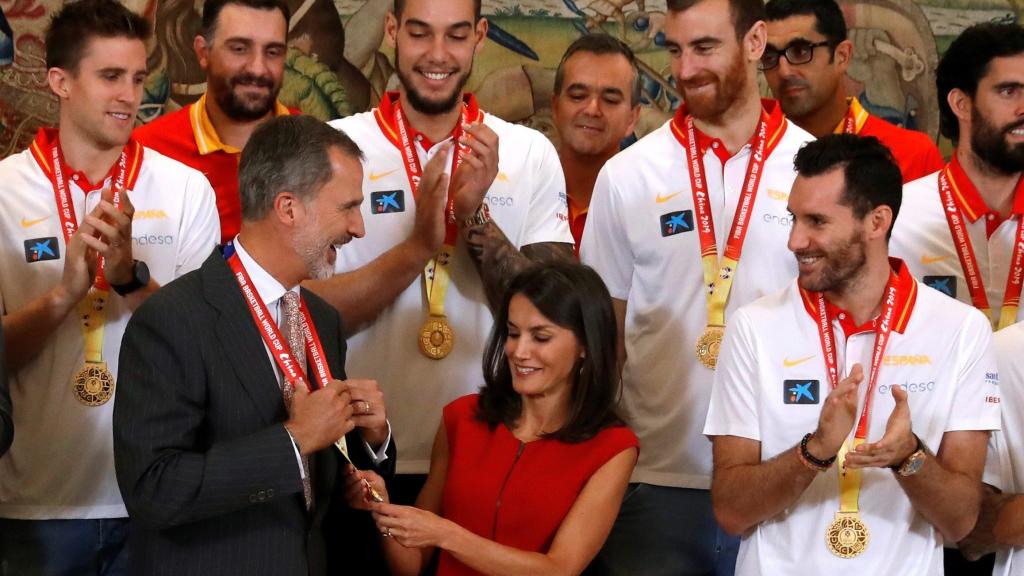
top-left (799, 257), bottom-right (918, 336)
top-left (232, 235), bottom-right (296, 310)
top-left (945, 153), bottom-right (1024, 222)
top-left (832, 97), bottom-right (870, 135)
top-left (190, 93), bottom-right (292, 155)
top-left (671, 99), bottom-right (786, 163)
top-left (373, 90), bottom-right (483, 151)
top-left (29, 127), bottom-right (144, 193)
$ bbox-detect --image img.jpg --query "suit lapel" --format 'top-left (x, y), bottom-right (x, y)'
top-left (202, 251), bottom-right (286, 424)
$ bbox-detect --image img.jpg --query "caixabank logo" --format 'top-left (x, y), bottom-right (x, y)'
top-left (660, 210), bottom-right (694, 237)
top-left (24, 237), bottom-right (59, 263)
top-left (371, 190), bottom-right (405, 214)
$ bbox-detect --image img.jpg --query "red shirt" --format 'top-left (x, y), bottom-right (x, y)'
top-left (837, 97), bottom-right (944, 184)
top-left (439, 394), bottom-right (637, 576)
top-left (134, 94), bottom-right (295, 243)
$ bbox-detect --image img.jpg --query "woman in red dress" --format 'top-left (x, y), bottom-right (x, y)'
top-left (348, 262), bottom-right (638, 576)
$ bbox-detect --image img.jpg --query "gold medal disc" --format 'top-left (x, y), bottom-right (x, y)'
top-left (419, 316), bottom-right (454, 360)
top-left (826, 512), bottom-right (869, 558)
top-left (73, 362), bottom-right (114, 406)
top-left (695, 325), bottom-right (725, 369)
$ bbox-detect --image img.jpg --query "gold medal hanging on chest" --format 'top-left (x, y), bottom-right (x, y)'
top-left (695, 325), bottom-right (724, 369)
top-left (826, 511), bottom-right (869, 558)
top-left (73, 361), bottom-right (115, 406)
top-left (419, 315), bottom-right (455, 359)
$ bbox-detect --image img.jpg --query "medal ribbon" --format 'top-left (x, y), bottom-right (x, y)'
top-left (392, 98), bottom-right (475, 322)
top-left (835, 97), bottom-right (870, 135)
top-left (809, 271), bottom-right (906, 515)
top-left (672, 111), bottom-right (777, 330)
top-left (41, 136), bottom-right (140, 367)
top-left (227, 254), bottom-right (352, 460)
top-left (937, 167), bottom-right (1024, 330)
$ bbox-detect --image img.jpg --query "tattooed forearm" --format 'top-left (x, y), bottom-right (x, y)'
top-left (464, 220), bottom-right (574, 310)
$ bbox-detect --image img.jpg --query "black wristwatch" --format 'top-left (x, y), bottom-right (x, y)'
top-left (111, 259), bottom-right (150, 296)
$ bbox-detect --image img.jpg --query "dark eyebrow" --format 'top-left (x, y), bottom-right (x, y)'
top-left (994, 81), bottom-right (1024, 91)
top-left (404, 18), bottom-right (474, 32)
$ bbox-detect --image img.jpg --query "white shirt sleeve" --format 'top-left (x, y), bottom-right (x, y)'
top-left (517, 133), bottom-right (573, 247)
top-left (704, 308), bottom-right (762, 441)
top-left (948, 309), bottom-right (1001, 432)
top-left (580, 166), bottom-right (633, 300)
top-left (174, 170), bottom-right (220, 277)
top-left (361, 420), bottom-right (392, 465)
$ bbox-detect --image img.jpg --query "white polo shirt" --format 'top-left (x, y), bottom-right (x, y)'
top-left (891, 159), bottom-right (1024, 328)
top-left (991, 322), bottom-right (1024, 576)
top-left (580, 101), bottom-right (814, 488)
top-left (704, 260), bottom-right (1000, 575)
top-left (329, 93), bottom-right (571, 473)
top-left (0, 129), bottom-right (220, 519)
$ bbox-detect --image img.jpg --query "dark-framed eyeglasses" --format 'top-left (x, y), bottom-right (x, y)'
top-left (759, 41), bottom-right (833, 71)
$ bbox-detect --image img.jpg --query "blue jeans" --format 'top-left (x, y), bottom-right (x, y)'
top-left (0, 518), bottom-right (130, 576)
top-left (590, 484), bottom-right (739, 576)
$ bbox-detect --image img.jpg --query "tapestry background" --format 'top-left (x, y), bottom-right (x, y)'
top-left (0, 0), bottom-right (1019, 157)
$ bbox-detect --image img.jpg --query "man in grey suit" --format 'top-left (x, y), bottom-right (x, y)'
top-left (114, 115), bottom-right (399, 575)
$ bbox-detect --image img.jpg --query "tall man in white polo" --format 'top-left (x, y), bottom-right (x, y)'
top-left (305, 0), bottom-right (573, 505)
top-left (706, 134), bottom-right (999, 574)
top-left (580, 0), bottom-right (814, 573)
top-left (0, 0), bottom-right (219, 573)
top-left (891, 22), bottom-right (1024, 331)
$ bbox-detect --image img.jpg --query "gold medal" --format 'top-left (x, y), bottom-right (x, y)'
top-left (419, 316), bottom-right (454, 359)
top-left (695, 325), bottom-right (724, 369)
top-left (73, 361), bottom-right (114, 406)
top-left (826, 511), bottom-right (869, 558)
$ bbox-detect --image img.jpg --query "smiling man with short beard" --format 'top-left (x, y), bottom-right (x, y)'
top-left (578, 0), bottom-right (816, 574)
top-left (891, 22), bottom-right (1024, 332)
top-left (135, 0), bottom-right (297, 244)
top-left (306, 0), bottom-right (573, 537)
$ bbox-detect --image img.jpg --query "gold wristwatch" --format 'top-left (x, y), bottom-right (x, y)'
top-left (891, 434), bottom-right (929, 477)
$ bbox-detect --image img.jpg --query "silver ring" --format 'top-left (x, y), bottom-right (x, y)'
top-left (362, 401), bottom-right (371, 414)
top-left (385, 527), bottom-right (392, 537)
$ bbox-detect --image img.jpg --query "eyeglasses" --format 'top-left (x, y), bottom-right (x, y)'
top-left (759, 41), bottom-right (833, 71)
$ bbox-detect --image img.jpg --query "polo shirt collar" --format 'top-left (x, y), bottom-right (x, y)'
top-left (29, 127), bottom-right (144, 193)
top-left (832, 97), bottom-right (870, 135)
top-left (190, 92), bottom-right (292, 156)
top-left (799, 257), bottom-right (918, 336)
top-left (945, 153), bottom-right (1024, 222)
top-left (373, 90), bottom-right (483, 151)
top-left (670, 99), bottom-right (786, 164)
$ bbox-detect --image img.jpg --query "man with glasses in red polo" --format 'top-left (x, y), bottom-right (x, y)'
top-left (762, 0), bottom-right (942, 183)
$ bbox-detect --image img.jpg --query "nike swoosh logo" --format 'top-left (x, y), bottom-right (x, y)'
top-left (783, 355), bottom-right (815, 368)
top-left (920, 255), bottom-right (952, 265)
top-left (656, 192), bottom-right (681, 204)
top-left (368, 169), bottom-right (399, 182)
top-left (21, 216), bottom-right (50, 228)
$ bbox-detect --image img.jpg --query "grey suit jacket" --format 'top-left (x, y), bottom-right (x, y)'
top-left (114, 250), bottom-right (394, 576)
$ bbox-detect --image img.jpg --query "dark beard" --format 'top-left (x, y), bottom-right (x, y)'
top-left (797, 229), bottom-right (868, 294)
top-left (394, 44), bottom-right (471, 116)
top-left (971, 106), bottom-right (1024, 176)
top-left (211, 71), bottom-right (279, 122)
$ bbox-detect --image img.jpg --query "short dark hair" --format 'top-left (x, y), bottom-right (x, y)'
top-left (477, 263), bottom-right (624, 444)
top-left (794, 134), bottom-right (903, 238)
top-left (202, 0), bottom-right (290, 40)
top-left (937, 22), bottom-right (1024, 143)
top-left (239, 116), bottom-right (364, 222)
top-left (765, 0), bottom-right (847, 45)
top-left (667, 0), bottom-right (766, 39)
top-left (554, 34), bottom-right (642, 107)
top-left (45, 0), bottom-right (151, 72)
top-left (394, 0), bottom-right (483, 22)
